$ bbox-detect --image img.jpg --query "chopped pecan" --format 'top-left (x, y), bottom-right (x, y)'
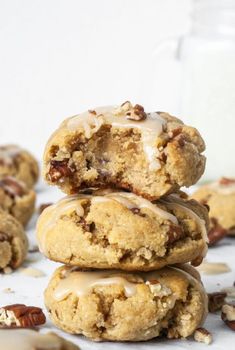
top-left (194, 328), bottom-right (212, 345)
top-left (221, 304), bottom-right (235, 331)
top-left (208, 292), bottom-right (227, 312)
top-left (79, 218), bottom-right (95, 232)
top-left (126, 104), bottom-right (147, 121)
top-left (168, 127), bottom-right (182, 139)
top-left (38, 202), bottom-right (53, 214)
top-left (130, 207), bottom-right (146, 217)
top-left (208, 218), bottom-right (227, 246)
top-left (0, 232), bottom-right (9, 242)
top-left (49, 159), bottom-right (74, 182)
top-left (167, 225), bottom-right (183, 244)
top-left (219, 177), bottom-right (235, 186)
top-left (88, 109), bottom-right (97, 115)
top-left (0, 176), bottom-right (25, 197)
top-left (0, 304), bottom-right (46, 328)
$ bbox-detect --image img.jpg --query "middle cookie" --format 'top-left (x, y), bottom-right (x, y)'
top-left (36, 191), bottom-right (209, 271)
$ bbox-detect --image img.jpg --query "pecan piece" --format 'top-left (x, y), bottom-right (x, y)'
top-left (0, 304), bottom-right (46, 328)
top-left (126, 104), bottom-right (147, 121)
top-left (49, 159), bottom-right (74, 182)
top-left (38, 202), bottom-right (53, 214)
top-left (221, 304), bottom-right (235, 331)
top-left (219, 177), bottom-right (235, 186)
top-left (130, 207), bottom-right (146, 217)
top-left (167, 225), bottom-right (183, 244)
top-left (0, 232), bottom-right (9, 242)
top-left (208, 292), bottom-right (227, 312)
top-left (194, 328), bottom-right (212, 345)
top-left (208, 218), bottom-right (227, 246)
top-left (0, 176), bottom-right (25, 197)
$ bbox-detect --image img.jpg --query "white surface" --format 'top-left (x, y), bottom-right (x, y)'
top-left (1, 182), bottom-right (235, 349)
top-left (0, 0), bottom-right (191, 159)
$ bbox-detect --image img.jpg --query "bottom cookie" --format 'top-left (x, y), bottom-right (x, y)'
top-left (45, 265), bottom-right (208, 342)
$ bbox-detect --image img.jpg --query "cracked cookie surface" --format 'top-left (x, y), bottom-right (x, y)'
top-left (43, 102), bottom-right (206, 200)
top-left (0, 145), bottom-right (39, 189)
top-left (192, 177), bottom-right (235, 235)
top-left (36, 190), bottom-right (209, 271)
top-left (44, 264), bottom-right (208, 341)
top-left (0, 209), bottom-right (28, 270)
top-left (0, 176), bottom-right (36, 226)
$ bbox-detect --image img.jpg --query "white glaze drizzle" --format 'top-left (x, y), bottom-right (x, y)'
top-left (66, 105), bottom-right (166, 171)
top-left (0, 329), bottom-right (64, 350)
top-left (52, 265), bottom-right (207, 326)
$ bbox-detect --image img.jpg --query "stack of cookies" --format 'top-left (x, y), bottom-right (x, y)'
top-left (37, 102), bottom-right (209, 342)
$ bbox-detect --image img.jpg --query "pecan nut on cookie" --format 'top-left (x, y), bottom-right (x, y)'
top-left (43, 102), bottom-right (206, 200)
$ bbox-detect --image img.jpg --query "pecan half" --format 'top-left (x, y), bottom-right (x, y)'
top-left (208, 218), bottom-right (227, 246)
top-left (49, 159), bottom-right (74, 182)
top-left (0, 176), bottom-right (25, 197)
top-left (208, 292), bottom-right (227, 312)
top-left (219, 177), bottom-right (235, 186)
top-left (221, 304), bottom-right (235, 331)
top-left (194, 328), bottom-right (212, 345)
top-left (0, 304), bottom-right (46, 328)
top-left (126, 104), bottom-right (147, 121)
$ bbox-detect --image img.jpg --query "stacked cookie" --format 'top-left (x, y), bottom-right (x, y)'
top-left (0, 145), bottom-right (39, 272)
top-left (37, 102), bottom-right (209, 342)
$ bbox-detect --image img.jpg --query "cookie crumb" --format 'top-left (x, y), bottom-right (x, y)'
top-left (19, 267), bottom-right (46, 278)
top-left (2, 288), bottom-right (14, 294)
top-left (194, 328), bottom-right (212, 345)
top-left (3, 267), bottom-right (13, 275)
top-left (197, 262), bottom-right (231, 275)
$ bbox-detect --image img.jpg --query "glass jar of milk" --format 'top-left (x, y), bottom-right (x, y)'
top-left (149, 0), bottom-right (235, 181)
top-left (181, 0), bottom-right (235, 181)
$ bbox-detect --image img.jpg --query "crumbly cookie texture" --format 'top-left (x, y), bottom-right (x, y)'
top-left (0, 176), bottom-right (36, 226)
top-left (0, 329), bottom-right (80, 350)
top-left (192, 177), bottom-right (235, 235)
top-left (43, 102), bottom-right (206, 200)
top-left (0, 145), bottom-right (39, 189)
top-left (36, 190), bottom-right (209, 271)
top-left (44, 265), bottom-right (208, 342)
top-left (0, 209), bottom-right (28, 270)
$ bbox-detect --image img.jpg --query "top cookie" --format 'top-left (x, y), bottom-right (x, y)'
top-left (43, 102), bottom-right (206, 200)
top-left (0, 145), bottom-right (39, 189)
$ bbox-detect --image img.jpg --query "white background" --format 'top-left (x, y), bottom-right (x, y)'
top-left (0, 0), bottom-right (191, 159)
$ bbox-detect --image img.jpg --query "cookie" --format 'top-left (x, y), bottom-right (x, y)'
top-left (0, 209), bottom-right (28, 270)
top-left (0, 329), bottom-right (79, 349)
top-left (0, 176), bottom-right (36, 226)
top-left (36, 191), bottom-right (209, 270)
top-left (43, 102), bottom-right (205, 200)
top-left (192, 177), bottom-right (235, 235)
top-left (44, 264), bottom-right (208, 341)
top-left (0, 145), bottom-right (39, 189)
